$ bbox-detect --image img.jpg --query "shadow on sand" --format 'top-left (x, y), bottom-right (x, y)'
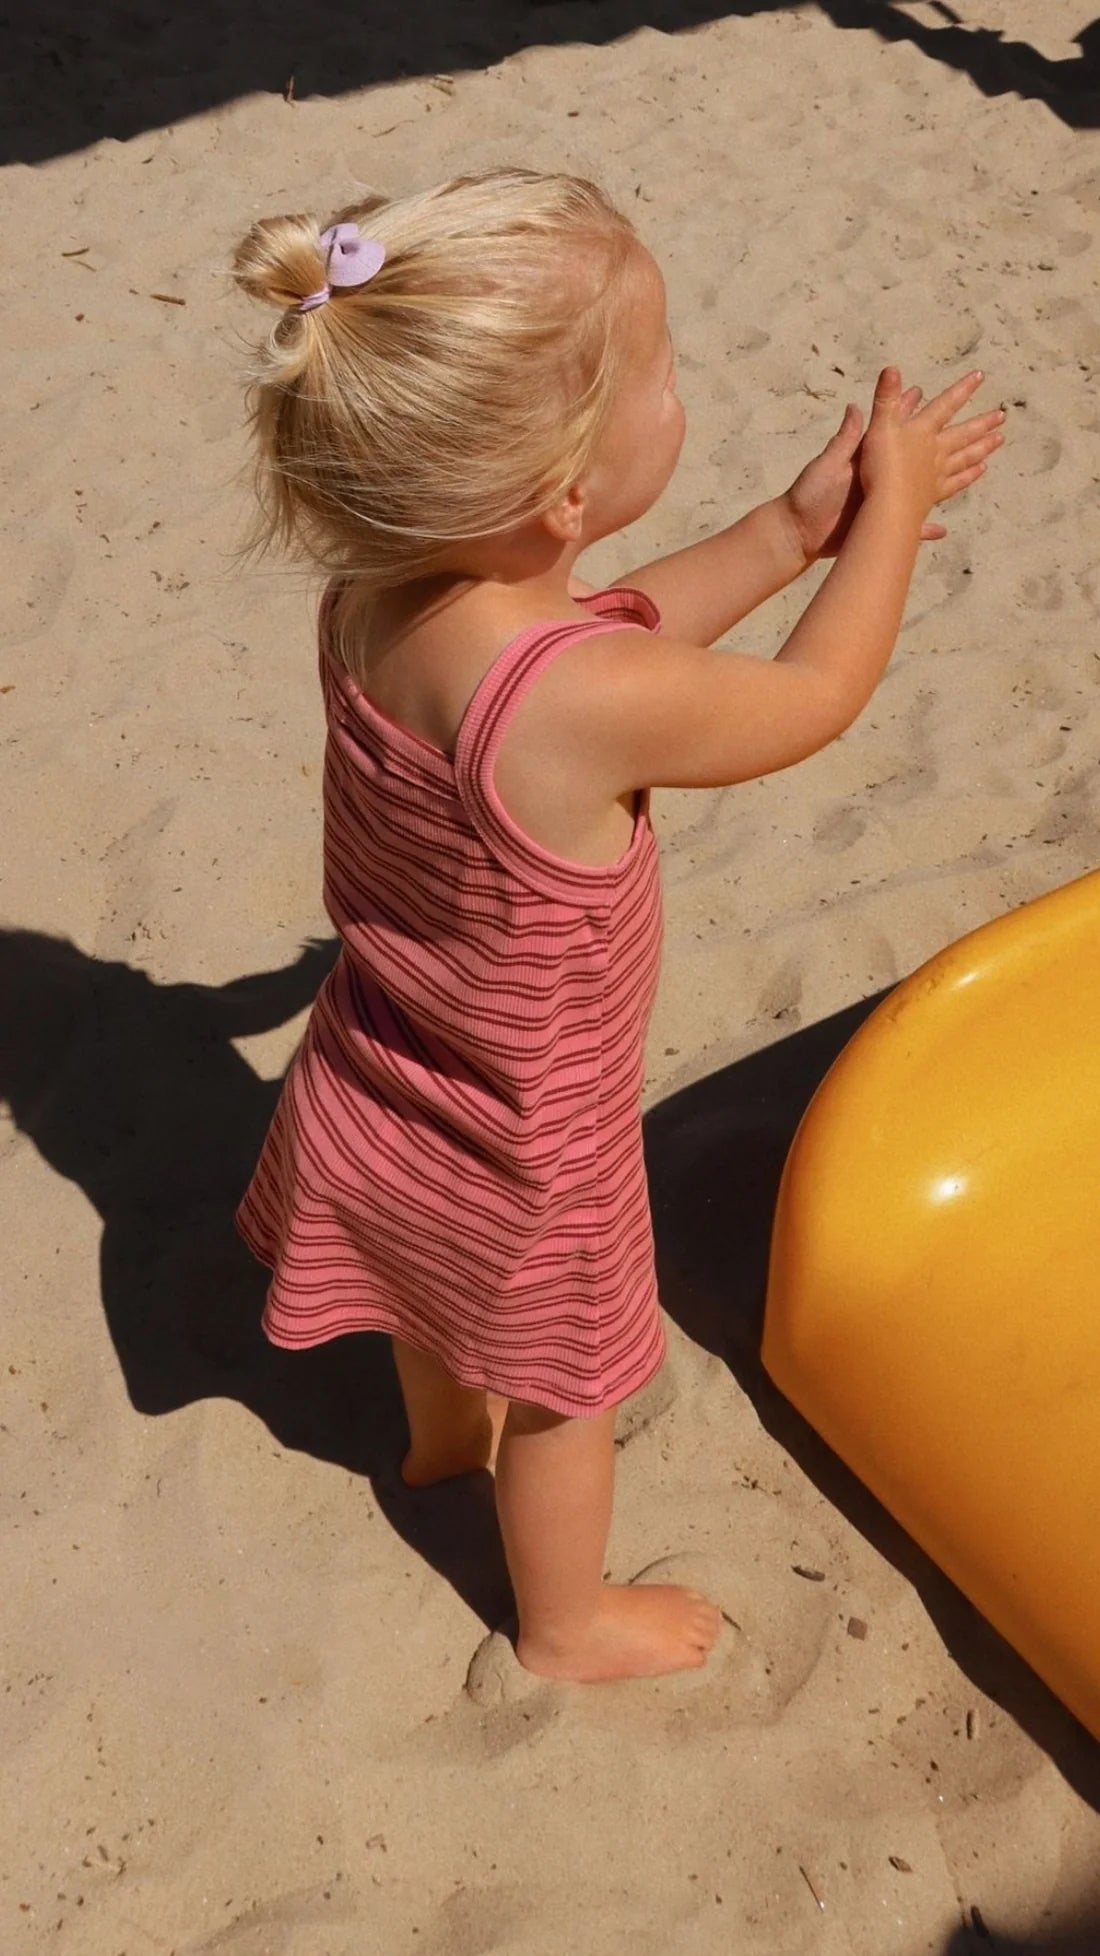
top-left (940, 1918), bottom-right (1100, 1955)
top-left (0, 926), bottom-right (512, 1632)
top-left (8, 3), bottom-right (1097, 166)
top-left (3, 921), bottom-right (1098, 1833)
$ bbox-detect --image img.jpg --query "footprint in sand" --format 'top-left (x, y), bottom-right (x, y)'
top-left (1066, 166), bottom-right (1100, 219)
top-left (888, 1690), bottom-right (1041, 1806)
top-left (732, 324), bottom-right (770, 355)
top-left (834, 207), bottom-right (868, 254)
top-left (1017, 427), bottom-right (1062, 476)
top-left (465, 1538), bottom-right (835, 1743)
top-left (869, 762), bottom-right (925, 808)
top-left (1027, 763), bottom-right (1096, 847)
top-left (1051, 225), bottom-right (1094, 260)
top-left (0, 529), bottom-right (75, 650)
top-left (922, 311), bottom-right (983, 367)
top-left (463, 1622), bottom-right (561, 1737)
top-left (183, 1881), bottom-right (355, 1952)
top-left (420, 1880), bottom-right (531, 1956)
top-left (752, 956), bottom-right (804, 1029)
top-left (812, 803), bottom-right (867, 853)
top-left (463, 1551), bottom-right (743, 1724)
top-left (1034, 295), bottom-right (1100, 362)
top-left (1075, 562), bottom-right (1100, 617)
top-left (1018, 570), bottom-right (1064, 612)
top-left (1028, 724), bottom-right (1071, 768)
top-left (95, 796), bottom-right (179, 956)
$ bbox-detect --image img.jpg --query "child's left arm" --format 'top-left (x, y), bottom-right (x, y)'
top-left (616, 494), bottom-right (813, 647)
top-left (202, 938), bottom-right (338, 1036)
top-left (618, 376), bottom-right (1001, 645)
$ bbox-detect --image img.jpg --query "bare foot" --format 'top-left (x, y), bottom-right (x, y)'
top-left (516, 1584), bottom-right (722, 1683)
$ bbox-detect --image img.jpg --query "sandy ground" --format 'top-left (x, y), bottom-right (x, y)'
top-left (4, 3), bottom-right (1100, 1951)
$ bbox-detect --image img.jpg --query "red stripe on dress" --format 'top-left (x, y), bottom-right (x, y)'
top-left (236, 588), bottom-right (667, 1417)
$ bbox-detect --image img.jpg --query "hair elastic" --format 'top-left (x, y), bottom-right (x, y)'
top-left (298, 222), bottom-right (386, 313)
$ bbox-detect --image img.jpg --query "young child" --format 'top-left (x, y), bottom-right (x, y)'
top-left (231, 168), bottom-right (1004, 1684)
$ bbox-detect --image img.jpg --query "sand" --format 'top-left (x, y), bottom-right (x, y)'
top-left (4, 3), bottom-right (1100, 1951)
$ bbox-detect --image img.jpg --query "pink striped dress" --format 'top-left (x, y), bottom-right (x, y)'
top-left (236, 586), bottom-right (666, 1417)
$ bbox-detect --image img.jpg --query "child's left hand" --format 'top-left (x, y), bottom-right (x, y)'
top-left (783, 379), bottom-right (990, 561)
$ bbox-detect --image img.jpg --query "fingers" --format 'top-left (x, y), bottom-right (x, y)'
top-left (938, 411), bottom-right (1005, 496)
top-left (943, 406), bottom-right (1006, 452)
top-left (830, 400), bottom-right (864, 452)
top-left (947, 457), bottom-right (989, 490)
top-left (948, 431), bottom-right (1004, 476)
top-left (863, 364), bottom-right (1003, 511)
top-left (919, 367), bottom-right (986, 430)
top-left (871, 369), bottom-right (995, 432)
top-left (945, 461), bottom-right (988, 494)
top-left (872, 365), bottom-right (905, 410)
top-left (934, 459), bottom-right (989, 508)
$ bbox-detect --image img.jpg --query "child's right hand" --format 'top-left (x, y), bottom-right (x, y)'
top-left (556, 365), bottom-right (1005, 801)
top-left (859, 366), bottom-right (1005, 526)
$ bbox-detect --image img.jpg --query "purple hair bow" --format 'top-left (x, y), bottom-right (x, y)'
top-left (298, 222), bottom-right (386, 313)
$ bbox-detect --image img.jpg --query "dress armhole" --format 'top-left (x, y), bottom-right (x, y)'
top-left (453, 592), bottom-right (662, 904)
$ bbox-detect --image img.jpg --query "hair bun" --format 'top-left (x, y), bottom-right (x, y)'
top-left (231, 214), bottom-right (328, 311)
top-left (232, 170), bottom-right (637, 602)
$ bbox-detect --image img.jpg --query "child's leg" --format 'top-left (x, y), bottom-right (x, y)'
top-left (494, 1400), bottom-right (721, 1682)
top-left (392, 1337), bottom-right (506, 1487)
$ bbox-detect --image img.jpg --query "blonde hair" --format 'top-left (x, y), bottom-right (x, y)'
top-left (231, 169), bottom-right (639, 597)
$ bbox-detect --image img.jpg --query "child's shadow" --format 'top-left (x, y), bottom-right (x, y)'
top-left (939, 1918), bottom-right (1100, 1956)
top-left (0, 927), bottom-right (510, 1627)
top-left (644, 997), bottom-right (1100, 1813)
top-left (12, 921), bottom-right (1100, 1784)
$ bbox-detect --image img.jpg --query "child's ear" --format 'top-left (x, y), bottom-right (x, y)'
top-left (542, 482), bottom-right (586, 544)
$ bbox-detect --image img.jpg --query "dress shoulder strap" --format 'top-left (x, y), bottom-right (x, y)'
top-left (453, 586), bottom-right (661, 901)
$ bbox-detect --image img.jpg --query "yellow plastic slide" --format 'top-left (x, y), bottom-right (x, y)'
top-left (763, 870), bottom-right (1100, 1740)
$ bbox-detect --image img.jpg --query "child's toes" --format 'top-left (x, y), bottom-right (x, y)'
top-left (693, 1600), bottom-right (722, 1650)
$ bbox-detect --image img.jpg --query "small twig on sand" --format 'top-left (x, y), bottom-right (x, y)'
top-left (799, 1864), bottom-right (825, 1911)
top-left (284, 73), bottom-right (296, 104)
top-left (150, 293), bottom-right (187, 306)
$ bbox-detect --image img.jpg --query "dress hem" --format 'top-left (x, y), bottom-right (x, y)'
top-left (241, 1205), bottom-right (666, 1421)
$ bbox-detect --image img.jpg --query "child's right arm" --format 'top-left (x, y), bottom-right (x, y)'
top-left (578, 367), bottom-right (1001, 792)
